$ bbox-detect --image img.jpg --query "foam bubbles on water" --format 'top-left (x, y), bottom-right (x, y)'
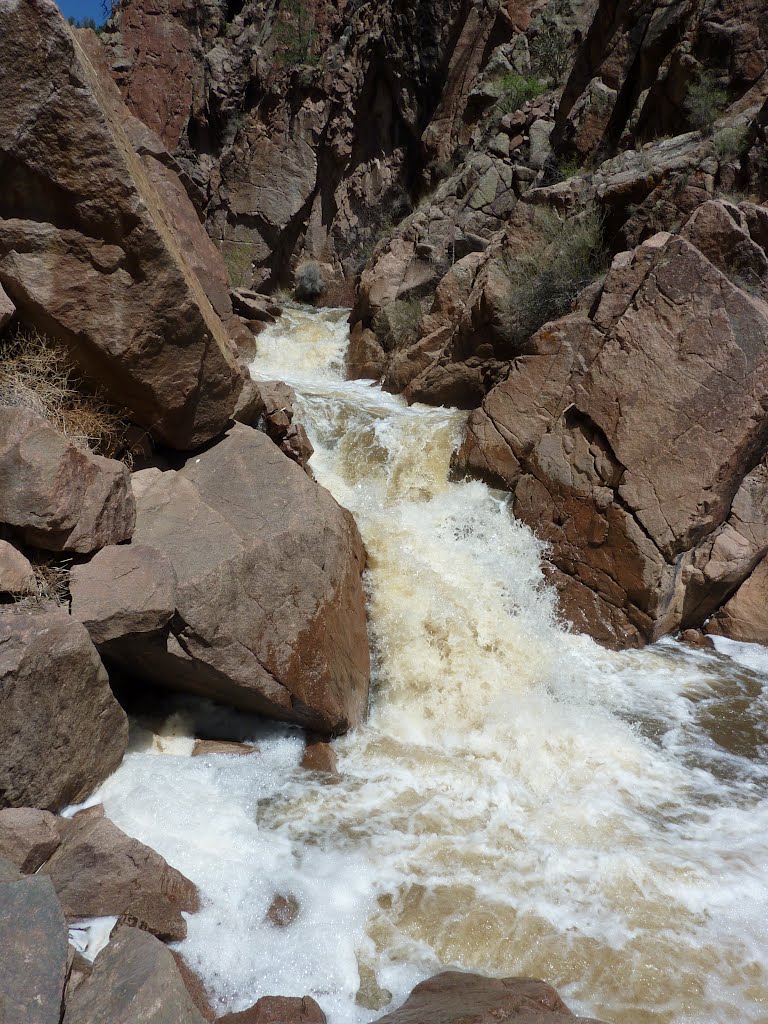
top-left (96, 306), bottom-right (768, 1024)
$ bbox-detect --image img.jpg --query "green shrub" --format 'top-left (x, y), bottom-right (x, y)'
top-left (530, 27), bottom-right (572, 82)
top-left (499, 208), bottom-right (608, 348)
top-left (223, 241), bottom-right (255, 289)
top-left (372, 298), bottom-right (423, 351)
top-left (273, 0), bottom-right (317, 67)
top-left (494, 73), bottom-right (544, 115)
top-left (294, 261), bottom-right (325, 302)
top-left (713, 123), bottom-right (750, 161)
top-left (685, 71), bottom-right (728, 134)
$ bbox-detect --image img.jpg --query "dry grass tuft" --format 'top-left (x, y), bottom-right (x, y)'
top-left (0, 327), bottom-right (136, 463)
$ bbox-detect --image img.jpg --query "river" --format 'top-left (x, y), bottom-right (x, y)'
top-left (89, 306), bottom-right (768, 1023)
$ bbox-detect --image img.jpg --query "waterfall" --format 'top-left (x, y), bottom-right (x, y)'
top-left (91, 307), bottom-right (768, 1024)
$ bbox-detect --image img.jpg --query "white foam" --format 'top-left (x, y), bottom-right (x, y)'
top-left (95, 307), bottom-right (768, 1024)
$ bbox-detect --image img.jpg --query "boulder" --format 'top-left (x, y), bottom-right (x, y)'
top-left (0, 807), bottom-right (67, 873)
top-left (372, 972), bottom-right (605, 1024)
top-left (707, 554), bottom-right (768, 644)
top-left (102, 424), bottom-right (369, 735)
top-left (266, 893), bottom-right (300, 928)
top-left (300, 737), bottom-right (339, 776)
top-left (218, 996), bottom-right (326, 1024)
top-left (191, 740), bottom-right (258, 757)
top-left (455, 216), bottom-right (768, 646)
top-left (0, 280), bottom-right (14, 329)
top-left (70, 543), bottom-right (176, 646)
top-left (41, 815), bottom-right (199, 924)
top-left (63, 926), bottom-right (207, 1023)
top-left (0, 607), bottom-right (128, 810)
top-left (0, 407), bottom-right (135, 554)
top-left (233, 380), bottom-right (314, 468)
top-left (0, 873), bottom-right (69, 1024)
top-left (0, 538), bottom-right (35, 594)
top-left (0, 0), bottom-right (241, 450)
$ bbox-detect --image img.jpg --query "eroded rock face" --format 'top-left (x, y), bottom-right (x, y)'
top-left (63, 926), bottom-right (207, 1024)
top-left (0, 607), bottom-right (128, 810)
top-left (97, 424), bottom-right (368, 734)
top-left (454, 207), bottom-right (768, 647)
top-left (0, 873), bottom-right (69, 1024)
top-left (0, 0), bottom-right (241, 450)
top-left (373, 972), bottom-right (605, 1024)
top-left (0, 407), bottom-right (135, 555)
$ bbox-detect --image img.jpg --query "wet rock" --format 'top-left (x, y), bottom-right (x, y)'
top-left (115, 424), bottom-right (369, 735)
top-left (0, 0), bottom-right (241, 450)
top-left (0, 407), bottom-right (135, 555)
top-left (191, 740), bottom-right (258, 757)
top-left (0, 873), bottom-right (69, 1024)
top-left (233, 380), bottom-right (314, 468)
top-left (0, 807), bottom-right (68, 873)
top-left (300, 737), bottom-right (339, 776)
top-left (115, 893), bottom-right (189, 943)
top-left (373, 972), bottom-right (606, 1024)
top-left (172, 952), bottom-right (217, 1022)
top-left (266, 893), bottom-right (300, 928)
top-left (707, 554), bottom-right (768, 645)
top-left (230, 290), bottom-right (282, 323)
top-left (64, 949), bottom-right (93, 1002)
top-left (0, 607), bottom-right (128, 811)
top-left (63, 926), bottom-right (207, 1023)
top-left (346, 323), bottom-right (386, 381)
top-left (41, 815), bottom-right (199, 924)
top-left (218, 996), bottom-right (326, 1024)
top-left (679, 629), bottom-right (715, 650)
top-left (0, 538), bottom-right (35, 594)
top-left (70, 543), bottom-right (177, 645)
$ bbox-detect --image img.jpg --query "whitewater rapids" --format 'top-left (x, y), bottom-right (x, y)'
top-left (89, 306), bottom-right (768, 1023)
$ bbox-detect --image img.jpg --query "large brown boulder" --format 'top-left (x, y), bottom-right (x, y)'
top-left (70, 543), bottom-right (177, 645)
top-left (455, 208), bottom-right (768, 647)
top-left (372, 972), bottom-right (605, 1024)
top-left (0, 873), bottom-right (70, 1024)
top-left (707, 554), bottom-right (768, 644)
top-left (0, 0), bottom-right (241, 450)
top-left (0, 538), bottom-right (35, 594)
top-left (86, 424), bottom-right (369, 734)
top-left (63, 926), bottom-right (207, 1024)
top-left (41, 815), bottom-right (199, 928)
top-left (0, 807), bottom-right (67, 873)
top-left (218, 996), bottom-right (326, 1024)
top-left (0, 607), bottom-right (128, 810)
top-left (0, 406), bottom-right (135, 554)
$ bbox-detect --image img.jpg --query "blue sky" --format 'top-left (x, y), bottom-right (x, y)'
top-left (56, 0), bottom-right (108, 23)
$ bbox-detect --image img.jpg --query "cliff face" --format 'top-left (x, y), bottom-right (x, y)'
top-left (102, 0), bottom-right (601, 291)
top-left (102, 0), bottom-right (768, 650)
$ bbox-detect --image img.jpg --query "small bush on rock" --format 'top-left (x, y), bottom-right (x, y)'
top-left (372, 298), bottom-right (423, 351)
top-left (0, 328), bottom-right (133, 460)
top-left (713, 123), bottom-right (750, 161)
top-left (223, 241), bottom-right (255, 289)
top-left (294, 261), bottom-right (325, 303)
top-left (685, 71), bottom-right (728, 134)
top-left (530, 27), bottom-right (572, 83)
top-left (495, 73), bottom-right (543, 115)
top-left (499, 208), bottom-right (608, 348)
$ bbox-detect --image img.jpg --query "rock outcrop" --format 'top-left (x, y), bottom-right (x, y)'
top-left (0, 873), bottom-right (70, 1024)
top-left (373, 972), bottom-right (605, 1024)
top-left (73, 423), bottom-right (369, 734)
top-left (454, 204), bottom-right (768, 646)
top-left (41, 815), bottom-right (199, 930)
top-left (0, 0), bottom-right (241, 450)
top-left (0, 407), bottom-right (135, 555)
top-left (0, 607), bottom-right (128, 810)
top-left (63, 926), bottom-right (207, 1024)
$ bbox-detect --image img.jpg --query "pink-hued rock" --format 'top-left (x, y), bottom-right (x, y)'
top-left (372, 972), bottom-right (605, 1024)
top-left (42, 815), bottom-right (199, 924)
top-left (0, 406), bottom-right (135, 555)
top-left (0, 0), bottom-right (241, 450)
top-left (70, 543), bottom-right (176, 646)
top-left (0, 538), bottom-right (35, 594)
top-left (0, 607), bottom-right (128, 811)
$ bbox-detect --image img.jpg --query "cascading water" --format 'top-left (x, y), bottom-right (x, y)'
top-left (89, 306), bottom-right (768, 1024)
